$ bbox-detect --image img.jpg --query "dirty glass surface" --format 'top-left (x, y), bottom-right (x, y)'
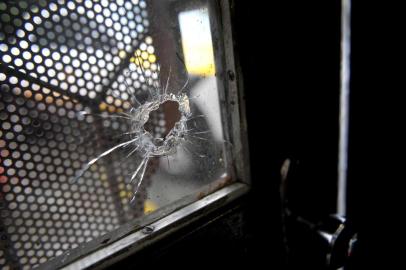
top-left (0, 0), bottom-right (232, 269)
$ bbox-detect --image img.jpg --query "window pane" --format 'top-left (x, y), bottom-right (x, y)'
top-left (0, 0), bottom-right (232, 268)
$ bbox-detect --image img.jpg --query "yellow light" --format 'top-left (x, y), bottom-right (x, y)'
top-left (119, 50), bottom-right (127, 59)
top-left (141, 51), bottom-right (148, 60)
top-left (179, 8), bottom-right (215, 76)
top-left (142, 61), bottom-right (150, 69)
top-left (107, 104), bottom-right (116, 113)
top-left (99, 102), bottom-right (107, 111)
top-left (144, 199), bottom-right (158, 214)
top-left (148, 54), bottom-right (156, 63)
top-left (119, 190), bottom-right (127, 198)
top-left (182, 45), bottom-right (215, 76)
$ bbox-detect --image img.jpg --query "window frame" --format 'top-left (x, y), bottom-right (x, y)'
top-left (36, 0), bottom-right (249, 268)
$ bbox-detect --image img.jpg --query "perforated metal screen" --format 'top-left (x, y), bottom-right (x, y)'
top-left (0, 0), bottom-right (165, 269)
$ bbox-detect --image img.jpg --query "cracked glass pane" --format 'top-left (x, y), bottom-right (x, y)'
top-left (0, 0), bottom-right (232, 268)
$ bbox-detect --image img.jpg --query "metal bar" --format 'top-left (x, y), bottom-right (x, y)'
top-left (147, 0), bottom-right (186, 92)
top-left (58, 183), bottom-right (248, 270)
top-left (219, 0), bottom-right (251, 185)
top-left (337, 0), bottom-right (351, 216)
top-left (0, 63), bottom-right (95, 107)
